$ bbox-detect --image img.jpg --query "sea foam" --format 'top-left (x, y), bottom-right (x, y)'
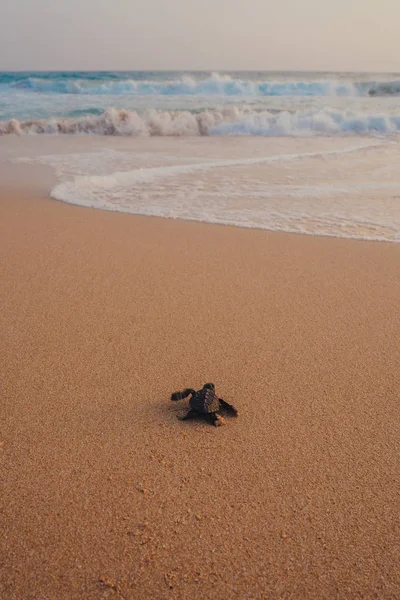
top-left (44, 140), bottom-right (400, 243)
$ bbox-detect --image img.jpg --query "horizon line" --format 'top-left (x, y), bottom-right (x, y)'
top-left (1, 68), bottom-right (400, 75)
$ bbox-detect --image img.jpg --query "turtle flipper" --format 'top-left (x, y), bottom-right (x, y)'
top-left (219, 398), bottom-right (238, 416)
top-left (171, 388), bottom-right (195, 401)
top-left (208, 413), bottom-right (224, 427)
top-left (177, 409), bottom-right (196, 421)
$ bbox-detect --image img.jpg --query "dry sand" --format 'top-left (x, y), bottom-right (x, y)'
top-left (1, 171), bottom-right (399, 599)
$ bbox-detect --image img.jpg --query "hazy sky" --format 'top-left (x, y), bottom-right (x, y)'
top-left (1, 0), bottom-right (399, 72)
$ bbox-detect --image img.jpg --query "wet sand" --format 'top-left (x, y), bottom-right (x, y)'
top-left (1, 175), bottom-right (399, 599)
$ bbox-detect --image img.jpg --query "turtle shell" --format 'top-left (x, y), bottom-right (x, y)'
top-left (190, 387), bottom-right (220, 414)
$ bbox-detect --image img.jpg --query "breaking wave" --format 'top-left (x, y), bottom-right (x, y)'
top-left (3, 72), bottom-right (400, 97)
top-left (2, 107), bottom-right (400, 137)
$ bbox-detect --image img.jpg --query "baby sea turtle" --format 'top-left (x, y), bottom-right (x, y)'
top-left (171, 383), bottom-right (238, 426)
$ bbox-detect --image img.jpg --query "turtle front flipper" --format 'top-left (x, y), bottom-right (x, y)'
top-left (219, 398), bottom-right (238, 416)
top-left (177, 409), bottom-right (196, 421)
top-left (171, 388), bottom-right (195, 401)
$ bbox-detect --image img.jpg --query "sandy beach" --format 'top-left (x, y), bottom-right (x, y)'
top-left (1, 163), bottom-right (400, 599)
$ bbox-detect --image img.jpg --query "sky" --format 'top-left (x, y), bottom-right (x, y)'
top-left (0, 0), bottom-right (399, 72)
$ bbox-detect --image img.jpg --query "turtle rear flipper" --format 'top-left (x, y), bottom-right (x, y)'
top-left (208, 413), bottom-right (224, 427)
top-left (219, 398), bottom-right (238, 416)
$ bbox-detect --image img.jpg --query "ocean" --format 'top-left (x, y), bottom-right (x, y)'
top-left (2, 70), bottom-right (400, 135)
top-left (1, 70), bottom-right (400, 241)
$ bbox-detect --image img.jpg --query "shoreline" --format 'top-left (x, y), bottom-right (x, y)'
top-left (1, 181), bottom-right (399, 598)
top-left (2, 133), bottom-right (400, 245)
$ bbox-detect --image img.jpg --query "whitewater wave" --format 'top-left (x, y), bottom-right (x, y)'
top-left (5, 72), bottom-right (400, 97)
top-left (11, 74), bottom-right (357, 96)
top-left (2, 107), bottom-right (400, 137)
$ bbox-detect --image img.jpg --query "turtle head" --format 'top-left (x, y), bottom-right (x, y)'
top-left (203, 383), bottom-right (215, 391)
